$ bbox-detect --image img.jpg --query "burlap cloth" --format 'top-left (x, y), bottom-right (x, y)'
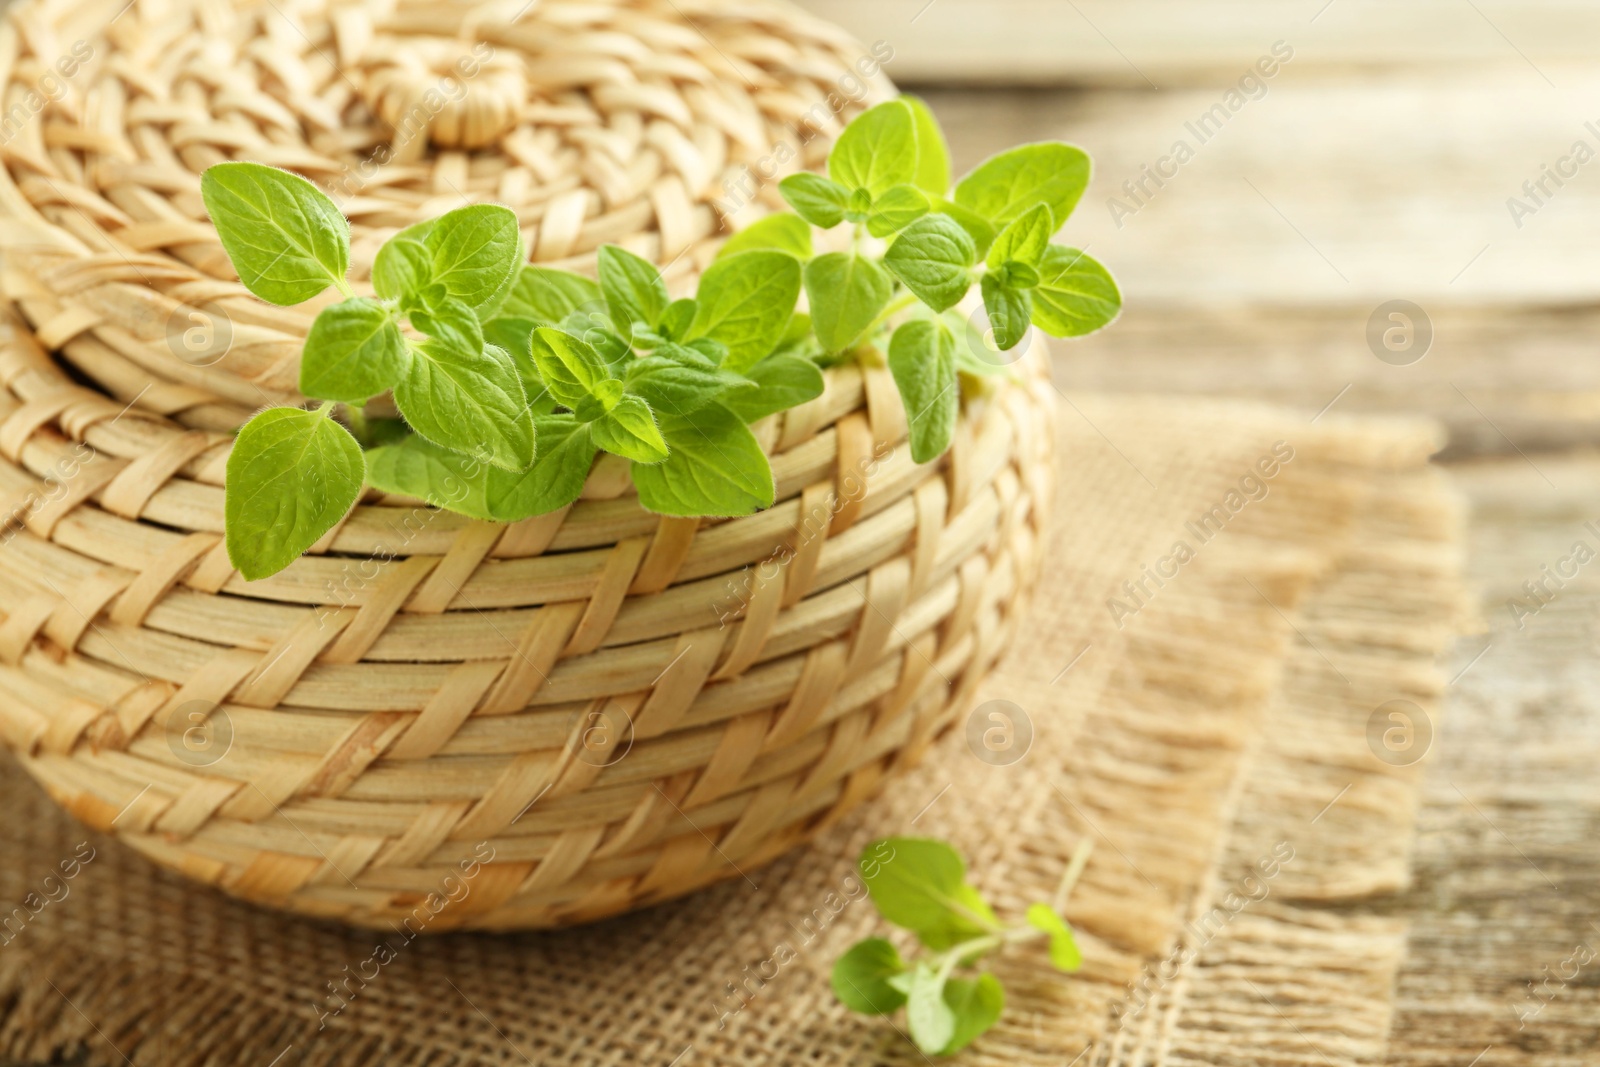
top-left (0, 389), bottom-right (1465, 1066)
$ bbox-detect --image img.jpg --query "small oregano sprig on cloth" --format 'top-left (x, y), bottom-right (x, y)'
top-left (833, 837), bottom-right (1092, 1056)
top-left (201, 95), bottom-right (1118, 581)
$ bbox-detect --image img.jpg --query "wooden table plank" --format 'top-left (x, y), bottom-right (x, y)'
top-left (797, 1), bottom-right (1600, 85)
top-left (1382, 454), bottom-right (1600, 1066)
top-left (919, 73), bottom-right (1600, 307)
top-left (916, 81), bottom-right (1600, 451)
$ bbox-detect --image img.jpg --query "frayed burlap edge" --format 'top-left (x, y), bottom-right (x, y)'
top-left (1093, 424), bottom-right (1467, 1067)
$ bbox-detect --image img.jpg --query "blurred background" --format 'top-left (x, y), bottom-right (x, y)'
top-left (795, 1), bottom-right (1600, 1062)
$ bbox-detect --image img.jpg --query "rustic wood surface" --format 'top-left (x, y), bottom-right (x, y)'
top-left (1382, 456), bottom-right (1600, 1065)
top-left (798, 0), bottom-right (1600, 85)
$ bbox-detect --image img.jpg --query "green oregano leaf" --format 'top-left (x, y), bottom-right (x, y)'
top-left (201, 161), bottom-right (350, 306)
top-left (1000, 261), bottom-right (1041, 290)
top-left (804, 252), bottom-right (891, 354)
top-left (506, 265), bottom-right (603, 323)
top-left (828, 98), bottom-right (918, 198)
top-left (352, 414), bottom-right (413, 448)
top-left (393, 340), bottom-right (535, 470)
top-left (1024, 904), bottom-right (1083, 972)
top-left (372, 236), bottom-right (432, 300)
top-left (590, 394), bottom-right (668, 463)
top-left (846, 186), bottom-right (872, 221)
top-left (935, 200), bottom-right (998, 260)
top-left (657, 298), bottom-right (697, 342)
top-left (558, 308), bottom-right (633, 373)
top-left (979, 273), bottom-right (1033, 353)
top-left (685, 250), bottom-right (801, 372)
top-left (597, 244), bottom-right (670, 332)
top-left (299, 298), bottom-right (407, 402)
top-left (888, 319), bottom-right (959, 463)
top-left (903, 95), bottom-right (952, 196)
top-left (482, 413), bottom-right (598, 520)
top-left (954, 142), bottom-right (1090, 227)
top-left (939, 974), bottom-right (1004, 1054)
top-left (482, 265), bottom-right (603, 353)
top-left (624, 343), bottom-right (750, 416)
top-left (721, 350), bottom-right (823, 423)
top-left (1030, 246), bottom-right (1122, 337)
top-left (631, 405), bottom-right (774, 517)
top-left (986, 203), bottom-right (1054, 271)
top-left (365, 434), bottom-right (493, 520)
top-left (779, 172), bottom-right (850, 229)
top-left (773, 310), bottom-right (816, 353)
top-left (904, 963), bottom-right (956, 1055)
top-left (858, 837), bottom-right (996, 949)
top-left (224, 406), bottom-right (363, 580)
top-left (718, 213), bottom-right (813, 261)
top-left (866, 183), bottom-right (931, 238)
top-left (832, 939), bottom-right (908, 1016)
top-left (883, 214), bottom-right (977, 312)
top-left (409, 296), bottom-right (485, 353)
top-left (530, 326), bottom-right (616, 409)
top-left (423, 203), bottom-right (522, 308)
top-left (943, 309), bottom-right (1008, 378)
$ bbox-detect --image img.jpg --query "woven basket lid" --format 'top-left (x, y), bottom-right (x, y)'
top-left (0, 0), bottom-right (893, 417)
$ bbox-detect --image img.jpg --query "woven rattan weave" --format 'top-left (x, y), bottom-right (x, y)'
top-left (0, 0), bottom-right (1056, 929)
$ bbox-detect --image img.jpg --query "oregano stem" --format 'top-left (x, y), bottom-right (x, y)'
top-left (867, 291), bottom-right (919, 335)
top-left (1052, 838), bottom-right (1096, 912)
top-left (344, 403), bottom-right (370, 446)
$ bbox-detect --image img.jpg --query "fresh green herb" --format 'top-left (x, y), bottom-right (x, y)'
top-left (201, 161), bottom-right (352, 306)
top-left (953, 142), bottom-right (1091, 227)
top-left (223, 404), bottom-right (364, 580)
top-left (632, 406), bottom-right (774, 517)
top-left (903, 95), bottom-right (953, 197)
top-left (834, 837), bottom-right (1093, 1056)
top-left (883, 214), bottom-right (979, 313)
top-left (804, 252), bottom-right (892, 355)
top-left (392, 339), bottom-right (534, 470)
top-left (718, 214), bottom-right (813, 261)
top-left (828, 97), bottom-right (918, 200)
top-left (865, 183), bottom-right (932, 238)
top-left (778, 172), bottom-right (851, 229)
top-left (597, 244), bottom-right (671, 334)
top-left (684, 250), bottom-right (802, 372)
top-left (889, 319), bottom-right (959, 464)
top-left (204, 96), bottom-right (1118, 579)
top-left (1029, 245), bottom-right (1122, 337)
top-left (299, 297), bottom-right (407, 402)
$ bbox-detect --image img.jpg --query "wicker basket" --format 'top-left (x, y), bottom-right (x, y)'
top-left (0, 0), bottom-right (1057, 930)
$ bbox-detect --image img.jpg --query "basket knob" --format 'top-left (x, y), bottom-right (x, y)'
top-left (361, 35), bottom-right (527, 156)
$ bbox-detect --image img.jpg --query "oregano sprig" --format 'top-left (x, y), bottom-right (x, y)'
top-left (834, 837), bottom-right (1092, 1056)
top-left (201, 95), bottom-right (1119, 581)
